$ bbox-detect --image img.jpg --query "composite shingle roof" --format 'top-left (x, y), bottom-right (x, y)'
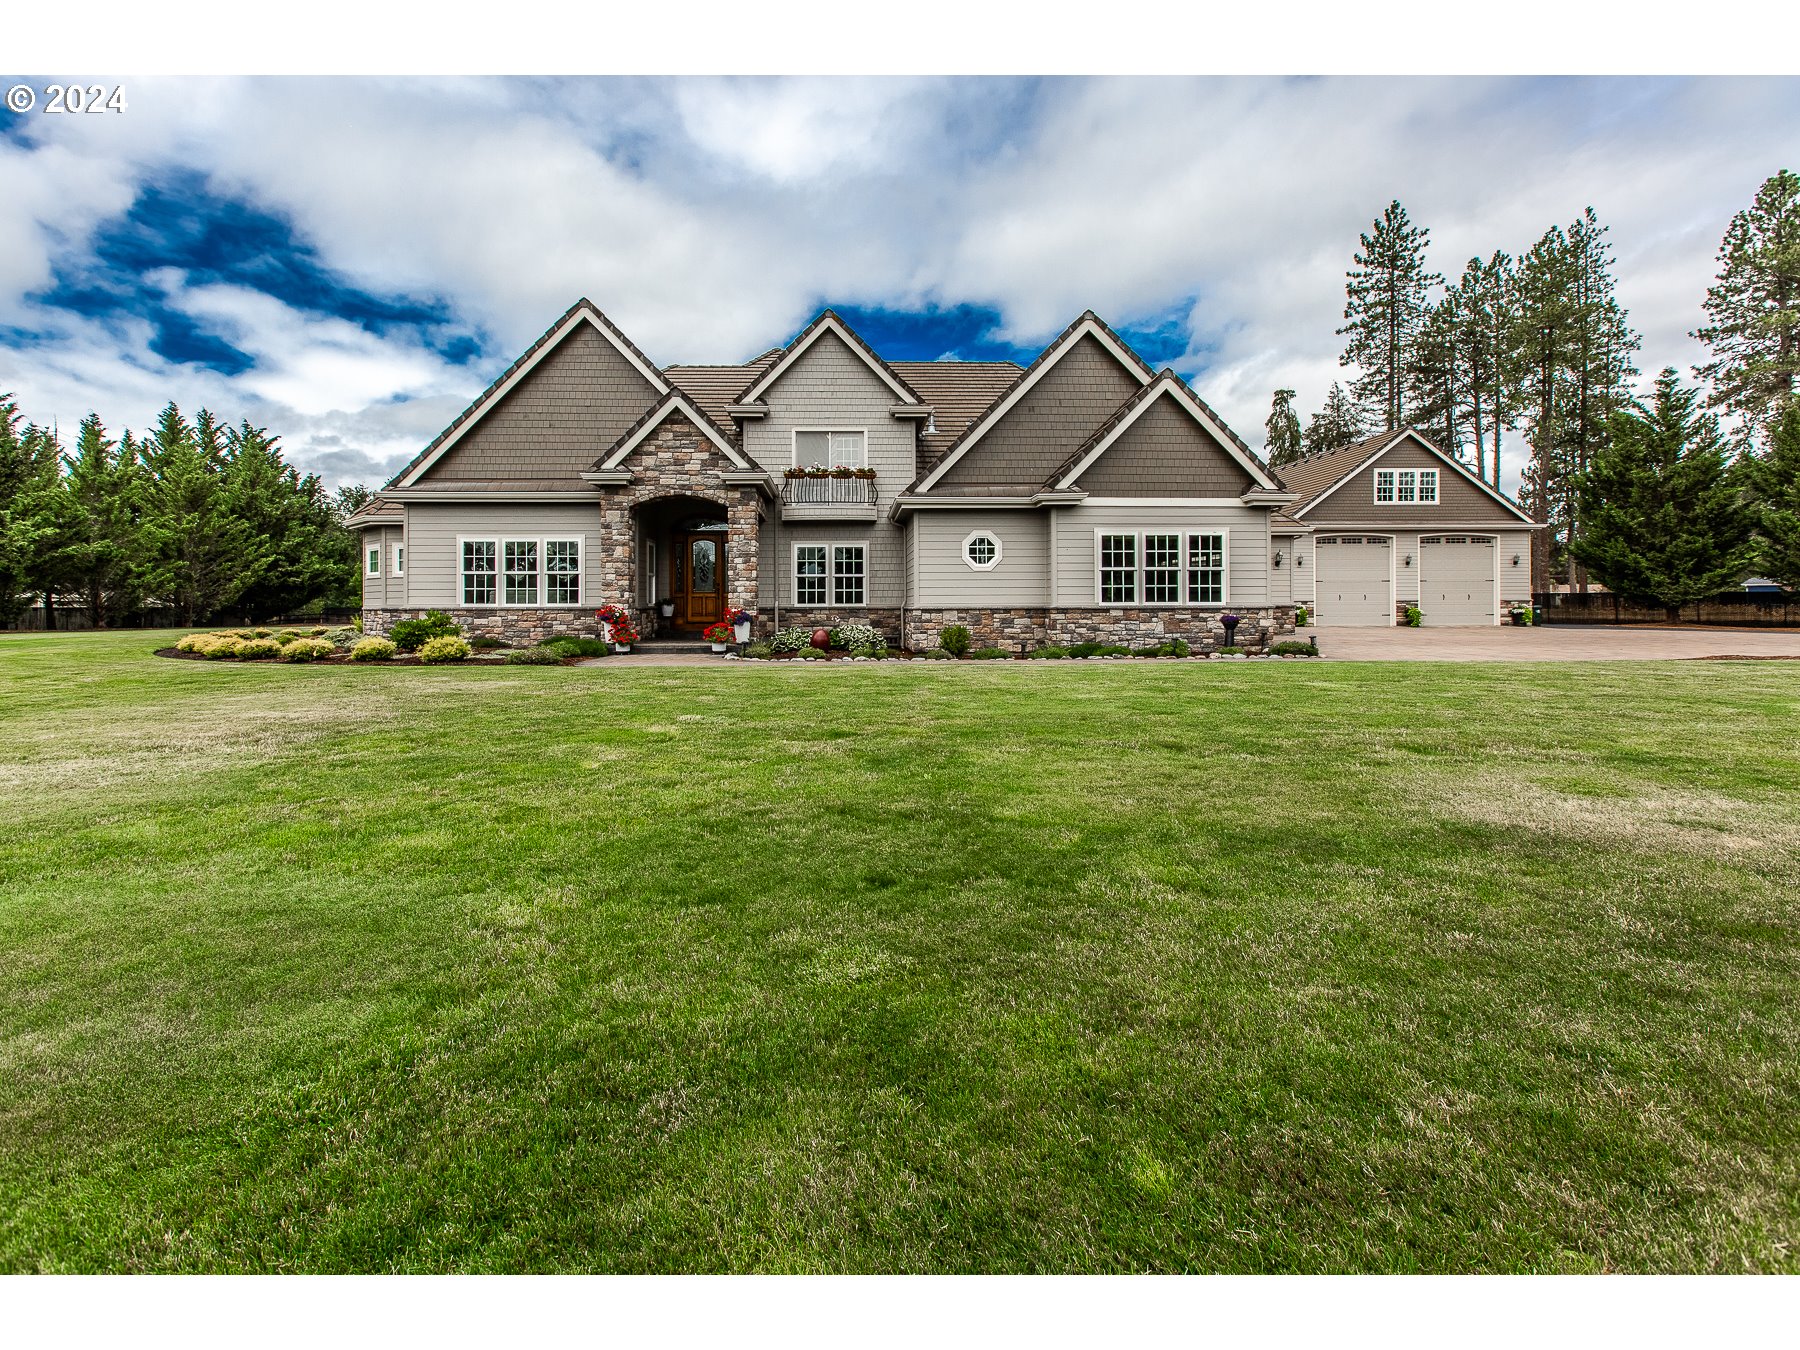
top-left (1273, 429), bottom-right (1405, 510)
top-left (888, 361), bottom-right (1024, 469)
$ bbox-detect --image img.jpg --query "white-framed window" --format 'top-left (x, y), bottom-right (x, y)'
top-left (644, 539), bottom-right (657, 605)
top-left (1098, 533), bottom-right (1137, 604)
top-left (1143, 533), bottom-right (1182, 603)
top-left (793, 428), bottom-right (867, 470)
top-left (1187, 533), bottom-right (1225, 603)
top-left (545, 540), bottom-right (581, 605)
top-left (394, 544), bottom-right (405, 577)
top-left (365, 544), bottom-right (381, 577)
top-left (459, 538), bottom-right (584, 607)
top-left (1097, 529), bottom-right (1230, 606)
top-left (794, 544), bottom-right (827, 606)
top-left (962, 530), bottom-right (1002, 571)
top-left (792, 541), bottom-right (867, 606)
top-left (462, 540), bottom-right (497, 605)
top-left (1375, 466), bottom-right (1439, 505)
top-left (504, 540), bottom-right (539, 605)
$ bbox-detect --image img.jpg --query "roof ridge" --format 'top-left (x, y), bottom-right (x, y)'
top-left (738, 309), bottom-right (925, 407)
top-left (1042, 375), bottom-right (1168, 489)
top-left (590, 386), bottom-right (742, 468)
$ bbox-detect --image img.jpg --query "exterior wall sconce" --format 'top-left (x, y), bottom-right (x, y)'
top-left (1296, 554), bottom-right (1305, 567)
top-left (1403, 553), bottom-right (1414, 567)
top-left (1511, 554), bottom-right (1521, 566)
top-left (1273, 550), bottom-right (1284, 567)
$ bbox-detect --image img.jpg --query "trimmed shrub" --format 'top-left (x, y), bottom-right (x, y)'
top-left (742, 641), bottom-right (773, 659)
top-left (769, 626), bottom-right (812, 653)
top-left (252, 628), bottom-right (273, 639)
top-left (1067, 642), bottom-right (1131, 658)
top-left (1270, 640), bottom-right (1317, 656)
top-left (829, 623), bottom-right (882, 651)
top-left (970, 647), bottom-right (1009, 660)
top-left (324, 626), bottom-right (361, 649)
top-left (391, 610), bottom-right (461, 652)
top-left (916, 648), bottom-right (954, 660)
top-left (1029, 645), bottom-right (1069, 659)
top-left (175, 633), bottom-right (205, 653)
top-left (417, 635), bottom-right (472, 664)
top-left (1405, 606), bottom-right (1423, 627)
top-left (505, 646), bottom-right (565, 665)
top-left (308, 627), bottom-right (327, 637)
top-left (1164, 637), bottom-right (1190, 657)
top-left (237, 639), bottom-right (280, 660)
top-left (350, 637), bottom-right (398, 662)
top-left (470, 635), bottom-right (506, 650)
top-left (542, 636), bottom-right (609, 658)
top-left (201, 637), bottom-right (243, 659)
top-left (272, 632), bottom-right (298, 646)
top-left (939, 624), bottom-right (972, 657)
top-left (277, 637), bottom-right (335, 663)
top-left (1218, 645), bottom-right (1247, 656)
top-left (1129, 645), bottom-right (1164, 658)
top-left (1294, 605), bottom-right (1310, 626)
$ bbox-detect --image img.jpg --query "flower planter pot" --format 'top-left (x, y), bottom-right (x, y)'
top-left (711, 642), bottom-right (728, 653)
top-left (658, 601), bottom-right (675, 619)
top-left (614, 643), bottom-right (632, 654)
top-left (733, 619), bottom-right (751, 644)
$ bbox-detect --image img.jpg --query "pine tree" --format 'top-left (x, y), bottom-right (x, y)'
top-left (1405, 297), bottom-right (1465, 457)
top-left (138, 404), bottom-right (268, 624)
top-left (1460, 251), bottom-right (1522, 489)
top-left (1303, 383), bottom-right (1367, 455)
top-left (63, 413), bottom-right (145, 626)
top-left (1338, 200), bottom-right (1443, 431)
top-left (0, 398), bottom-right (34, 625)
top-left (221, 420), bottom-right (342, 620)
top-left (1571, 368), bottom-right (1757, 621)
top-left (1514, 226), bottom-right (1579, 593)
top-left (1694, 168), bottom-right (1800, 443)
top-left (1749, 400), bottom-right (1800, 589)
top-left (1264, 389), bottom-right (1303, 467)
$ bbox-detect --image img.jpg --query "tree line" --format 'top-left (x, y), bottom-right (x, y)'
top-left (0, 399), bottom-right (368, 628)
top-left (1264, 169), bottom-right (1800, 610)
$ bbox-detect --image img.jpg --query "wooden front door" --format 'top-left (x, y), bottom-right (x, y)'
top-left (675, 531), bottom-right (725, 630)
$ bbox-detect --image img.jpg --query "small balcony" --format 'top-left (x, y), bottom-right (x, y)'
top-left (779, 473), bottom-right (879, 522)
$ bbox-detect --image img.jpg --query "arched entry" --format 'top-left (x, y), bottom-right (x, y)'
top-left (635, 495), bottom-right (729, 634)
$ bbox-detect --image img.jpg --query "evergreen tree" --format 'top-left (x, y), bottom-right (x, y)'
top-left (1514, 226), bottom-right (1580, 592)
top-left (1749, 400), bottom-right (1800, 590)
top-left (1694, 168), bottom-right (1800, 443)
top-left (0, 398), bottom-right (35, 625)
top-left (1264, 388), bottom-right (1303, 467)
top-left (1570, 368), bottom-right (1757, 621)
top-left (63, 414), bottom-right (145, 626)
top-left (1303, 383), bottom-right (1367, 455)
top-left (334, 483), bottom-right (376, 519)
top-left (138, 404), bottom-right (269, 624)
top-left (221, 420), bottom-right (343, 620)
top-left (1405, 297), bottom-right (1465, 458)
top-left (1338, 200), bottom-right (1443, 431)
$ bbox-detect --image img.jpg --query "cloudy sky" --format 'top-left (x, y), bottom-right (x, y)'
top-left (2, 75), bottom-right (1794, 495)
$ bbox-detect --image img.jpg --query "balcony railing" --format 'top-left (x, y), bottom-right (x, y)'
top-left (779, 474), bottom-right (878, 521)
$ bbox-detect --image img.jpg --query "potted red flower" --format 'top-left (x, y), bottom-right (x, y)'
top-left (725, 606), bottom-right (752, 644)
top-left (595, 603), bottom-right (638, 652)
top-left (702, 621), bottom-right (733, 652)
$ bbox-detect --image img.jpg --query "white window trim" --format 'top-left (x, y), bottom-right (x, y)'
top-left (790, 427), bottom-right (870, 470)
top-left (1093, 527), bottom-right (1232, 607)
top-left (1373, 466), bottom-right (1439, 506)
top-left (961, 529), bottom-right (1003, 571)
top-left (457, 535), bottom-right (587, 608)
top-left (393, 543), bottom-right (405, 577)
top-left (365, 544), bottom-right (381, 578)
top-left (791, 539), bottom-right (868, 607)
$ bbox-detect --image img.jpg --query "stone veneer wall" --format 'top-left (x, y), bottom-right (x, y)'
top-left (592, 414), bottom-right (763, 637)
top-left (363, 607), bottom-right (602, 645)
top-left (904, 607), bottom-right (1297, 653)
top-left (756, 608), bottom-right (903, 642)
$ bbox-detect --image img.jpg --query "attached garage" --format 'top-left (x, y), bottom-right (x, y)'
top-left (1418, 535), bottom-right (1498, 626)
top-left (1313, 535), bottom-right (1393, 626)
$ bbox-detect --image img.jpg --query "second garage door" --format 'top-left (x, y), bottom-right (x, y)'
top-left (1314, 536), bottom-right (1393, 626)
top-left (1418, 535), bottom-right (1497, 625)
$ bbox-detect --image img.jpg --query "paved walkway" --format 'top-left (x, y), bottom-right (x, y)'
top-left (1313, 624), bottom-right (1800, 661)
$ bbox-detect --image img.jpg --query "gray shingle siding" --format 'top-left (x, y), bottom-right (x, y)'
top-left (1072, 398), bottom-right (1255, 496)
top-left (401, 503), bottom-right (604, 609)
top-left (416, 324), bottom-right (660, 488)
top-left (1303, 439), bottom-right (1519, 525)
top-left (910, 511), bottom-right (1050, 606)
top-left (1053, 504), bottom-right (1273, 607)
top-left (933, 335), bottom-right (1143, 489)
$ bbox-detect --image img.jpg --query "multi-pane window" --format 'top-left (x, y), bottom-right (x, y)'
top-left (394, 545), bottom-right (405, 577)
top-left (1186, 534), bottom-right (1225, 603)
top-left (504, 541), bottom-right (539, 605)
top-left (545, 540), bottom-right (581, 605)
top-left (1143, 534), bottom-right (1181, 603)
top-left (462, 541), bottom-right (497, 605)
top-left (964, 533), bottom-right (999, 569)
top-left (365, 545), bottom-right (381, 577)
top-left (1099, 534), bottom-right (1137, 604)
top-left (833, 546), bottom-right (866, 605)
top-left (795, 545), bottom-right (828, 605)
top-left (794, 429), bottom-right (867, 469)
top-left (1376, 467), bottom-right (1439, 505)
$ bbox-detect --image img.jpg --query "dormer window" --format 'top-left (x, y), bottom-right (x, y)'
top-left (794, 429), bottom-right (866, 470)
top-left (1374, 467), bottom-right (1438, 505)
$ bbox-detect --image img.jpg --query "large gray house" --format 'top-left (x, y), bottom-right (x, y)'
top-left (351, 299), bottom-right (1535, 646)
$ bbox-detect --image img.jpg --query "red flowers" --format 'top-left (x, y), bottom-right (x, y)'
top-left (703, 622), bottom-right (734, 643)
top-left (595, 603), bottom-right (639, 645)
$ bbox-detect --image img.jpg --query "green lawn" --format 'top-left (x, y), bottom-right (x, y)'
top-left (2, 630), bottom-right (1797, 1272)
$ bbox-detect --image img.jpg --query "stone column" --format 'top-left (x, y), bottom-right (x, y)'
top-left (596, 488), bottom-right (636, 612)
top-left (728, 489), bottom-right (762, 628)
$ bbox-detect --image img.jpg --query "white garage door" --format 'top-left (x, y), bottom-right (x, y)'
top-left (1314, 536), bottom-right (1393, 626)
top-left (1419, 536), bottom-right (1498, 626)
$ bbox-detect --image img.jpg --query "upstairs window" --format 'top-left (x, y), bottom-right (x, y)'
top-left (394, 545), bottom-right (405, 577)
top-left (365, 545), bottom-right (381, 577)
top-left (1375, 466), bottom-right (1439, 505)
top-left (794, 429), bottom-right (867, 470)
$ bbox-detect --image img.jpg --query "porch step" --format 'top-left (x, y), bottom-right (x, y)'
top-left (627, 640), bottom-right (723, 656)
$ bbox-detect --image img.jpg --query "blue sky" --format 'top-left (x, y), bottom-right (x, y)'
top-left (1, 75), bottom-right (1795, 492)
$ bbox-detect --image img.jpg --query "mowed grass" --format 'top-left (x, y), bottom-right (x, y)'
top-left (1, 631), bottom-right (1797, 1273)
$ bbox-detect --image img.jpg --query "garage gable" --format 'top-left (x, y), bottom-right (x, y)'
top-left (1296, 430), bottom-right (1534, 525)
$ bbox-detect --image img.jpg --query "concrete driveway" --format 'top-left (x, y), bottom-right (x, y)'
top-left (1314, 624), bottom-right (1800, 661)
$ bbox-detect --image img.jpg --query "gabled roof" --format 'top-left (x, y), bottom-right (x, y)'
top-left (733, 310), bottom-right (924, 408)
top-left (345, 496), bottom-right (403, 528)
top-left (1283, 426), bottom-right (1535, 523)
top-left (1047, 369), bottom-right (1282, 493)
top-left (387, 299), bottom-right (670, 489)
top-left (593, 388), bottom-right (751, 471)
top-left (912, 311), bottom-right (1157, 493)
top-left (888, 361), bottom-right (1024, 469)
top-left (664, 355), bottom-right (779, 436)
